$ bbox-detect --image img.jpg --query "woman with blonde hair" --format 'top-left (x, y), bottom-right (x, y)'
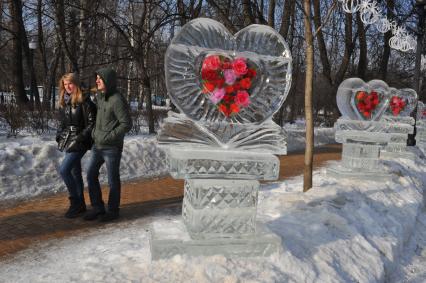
top-left (56, 73), bottom-right (97, 218)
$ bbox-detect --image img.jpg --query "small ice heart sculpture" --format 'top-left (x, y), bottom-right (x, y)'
top-left (386, 88), bottom-right (417, 117)
top-left (417, 101), bottom-right (426, 121)
top-left (336, 78), bottom-right (390, 121)
top-left (165, 18), bottom-right (292, 123)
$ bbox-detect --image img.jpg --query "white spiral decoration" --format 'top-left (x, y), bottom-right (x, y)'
top-left (339, 0), bottom-right (416, 52)
top-left (342, 0), bottom-right (361, 14)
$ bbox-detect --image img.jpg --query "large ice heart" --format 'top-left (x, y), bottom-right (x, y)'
top-left (336, 78), bottom-right (390, 121)
top-left (165, 18), bottom-right (292, 124)
top-left (385, 88), bottom-right (417, 117)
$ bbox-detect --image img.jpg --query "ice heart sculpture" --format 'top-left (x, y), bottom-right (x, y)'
top-left (417, 101), bottom-right (426, 121)
top-left (336, 78), bottom-right (390, 121)
top-left (165, 18), bottom-right (292, 123)
top-left (386, 88), bottom-right (417, 117)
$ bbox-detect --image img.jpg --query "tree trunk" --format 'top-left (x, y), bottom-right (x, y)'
top-left (356, 12), bottom-right (367, 80)
top-left (37, 0), bottom-right (50, 107)
top-left (279, 0), bottom-right (295, 39)
top-left (312, 0), bottom-right (332, 84)
top-left (268, 0), bottom-right (276, 27)
top-left (53, 0), bottom-right (79, 73)
top-left (177, 0), bottom-right (187, 26)
top-left (205, 0), bottom-right (237, 33)
top-left (8, 0), bottom-right (28, 105)
top-left (143, 75), bottom-right (155, 134)
top-left (303, 0), bottom-right (314, 192)
top-left (379, 0), bottom-right (394, 80)
top-left (78, 0), bottom-right (90, 83)
top-left (242, 0), bottom-right (255, 26)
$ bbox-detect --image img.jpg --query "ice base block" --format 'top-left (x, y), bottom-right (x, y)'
top-left (380, 145), bottom-right (416, 160)
top-left (326, 163), bottom-right (392, 181)
top-left (166, 149), bottom-right (279, 180)
top-left (150, 220), bottom-right (282, 260)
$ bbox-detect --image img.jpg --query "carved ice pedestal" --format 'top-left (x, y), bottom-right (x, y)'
top-left (327, 118), bottom-right (392, 180)
top-left (417, 121), bottom-right (426, 156)
top-left (379, 116), bottom-right (415, 160)
top-left (150, 149), bottom-right (282, 260)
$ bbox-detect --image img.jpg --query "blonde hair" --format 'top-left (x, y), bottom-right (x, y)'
top-left (58, 73), bottom-right (84, 108)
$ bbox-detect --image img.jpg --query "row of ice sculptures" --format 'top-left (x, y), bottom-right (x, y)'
top-left (149, 18), bottom-right (424, 260)
top-left (328, 78), bottom-right (421, 180)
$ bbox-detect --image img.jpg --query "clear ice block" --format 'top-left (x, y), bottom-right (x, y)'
top-left (182, 179), bottom-right (258, 239)
top-left (166, 149), bottom-right (279, 180)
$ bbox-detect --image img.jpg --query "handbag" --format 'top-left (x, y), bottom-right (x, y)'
top-left (57, 131), bottom-right (71, 152)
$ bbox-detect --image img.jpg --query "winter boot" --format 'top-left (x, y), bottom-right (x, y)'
top-left (65, 197), bottom-right (87, 218)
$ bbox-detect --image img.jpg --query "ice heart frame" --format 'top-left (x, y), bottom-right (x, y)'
top-left (386, 88), bottom-right (417, 117)
top-left (165, 18), bottom-right (292, 123)
top-left (337, 78), bottom-right (390, 121)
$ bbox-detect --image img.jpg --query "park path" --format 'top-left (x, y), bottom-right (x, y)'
top-left (0, 144), bottom-right (341, 260)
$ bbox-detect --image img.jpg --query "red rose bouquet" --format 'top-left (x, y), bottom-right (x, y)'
top-left (389, 95), bottom-right (406, 116)
top-left (355, 90), bottom-right (380, 119)
top-left (201, 55), bottom-right (257, 117)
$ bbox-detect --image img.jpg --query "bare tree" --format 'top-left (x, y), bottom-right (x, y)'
top-left (7, 0), bottom-right (27, 105)
top-left (303, 0), bottom-right (314, 191)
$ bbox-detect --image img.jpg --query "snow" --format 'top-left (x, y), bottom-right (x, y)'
top-left (0, 125), bottom-right (425, 282)
top-left (0, 134), bottom-right (168, 203)
top-left (0, 125), bottom-right (335, 203)
top-left (0, 151), bottom-right (424, 282)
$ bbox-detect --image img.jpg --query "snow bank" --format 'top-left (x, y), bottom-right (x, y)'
top-left (0, 135), bottom-right (168, 203)
top-left (0, 151), bottom-right (424, 282)
top-left (0, 127), bottom-right (335, 203)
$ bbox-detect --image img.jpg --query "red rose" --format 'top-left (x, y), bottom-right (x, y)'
top-left (219, 104), bottom-right (231, 117)
top-left (213, 78), bottom-right (225, 88)
top-left (239, 78), bottom-right (252, 89)
top-left (222, 61), bottom-right (232, 69)
top-left (233, 82), bottom-right (241, 91)
top-left (202, 82), bottom-right (216, 93)
top-left (225, 85), bottom-right (234, 94)
top-left (246, 68), bottom-right (257, 78)
top-left (356, 91), bottom-right (366, 101)
top-left (232, 57), bottom-right (248, 76)
top-left (223, 95), bottom-right (234, 103)
top-left (202, 69), bottom-right (219, 81)
top-left (202, 55), bottom-right (221, 71)
top-left (230, 103), bottom-right (240, 114)
top-left (235, 90), bottom-right (250, 107)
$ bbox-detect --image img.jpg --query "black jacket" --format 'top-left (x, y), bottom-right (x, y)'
top-left (56, 95), bottom-right (97, 152)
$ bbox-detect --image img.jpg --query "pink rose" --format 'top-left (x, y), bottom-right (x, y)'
top-left (232, 57), bottom-right (248, 76)
top-left (209, 88), bottom-right (225, 104)
top-left (202, 55), bottom-right (221, 71)
top-left (235, 90), bottom-right (250, 107)
top-left (224, 69), bottom-right (237, 85)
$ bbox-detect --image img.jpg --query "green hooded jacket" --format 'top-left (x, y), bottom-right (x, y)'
top-left (92, 68), bottom-right (132, 150)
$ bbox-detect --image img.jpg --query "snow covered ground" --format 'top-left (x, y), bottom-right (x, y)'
top-left (1, 122), bottom-right (425, 282)
top-left (0, 125), bottom-right (335, 203)
top-left (0, 150), bottom-right (424, 282)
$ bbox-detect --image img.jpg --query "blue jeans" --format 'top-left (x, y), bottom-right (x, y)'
top-left (59, 151), bottom-right (86, 201)
top-left (87, 146), bottom-right (122, 212)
